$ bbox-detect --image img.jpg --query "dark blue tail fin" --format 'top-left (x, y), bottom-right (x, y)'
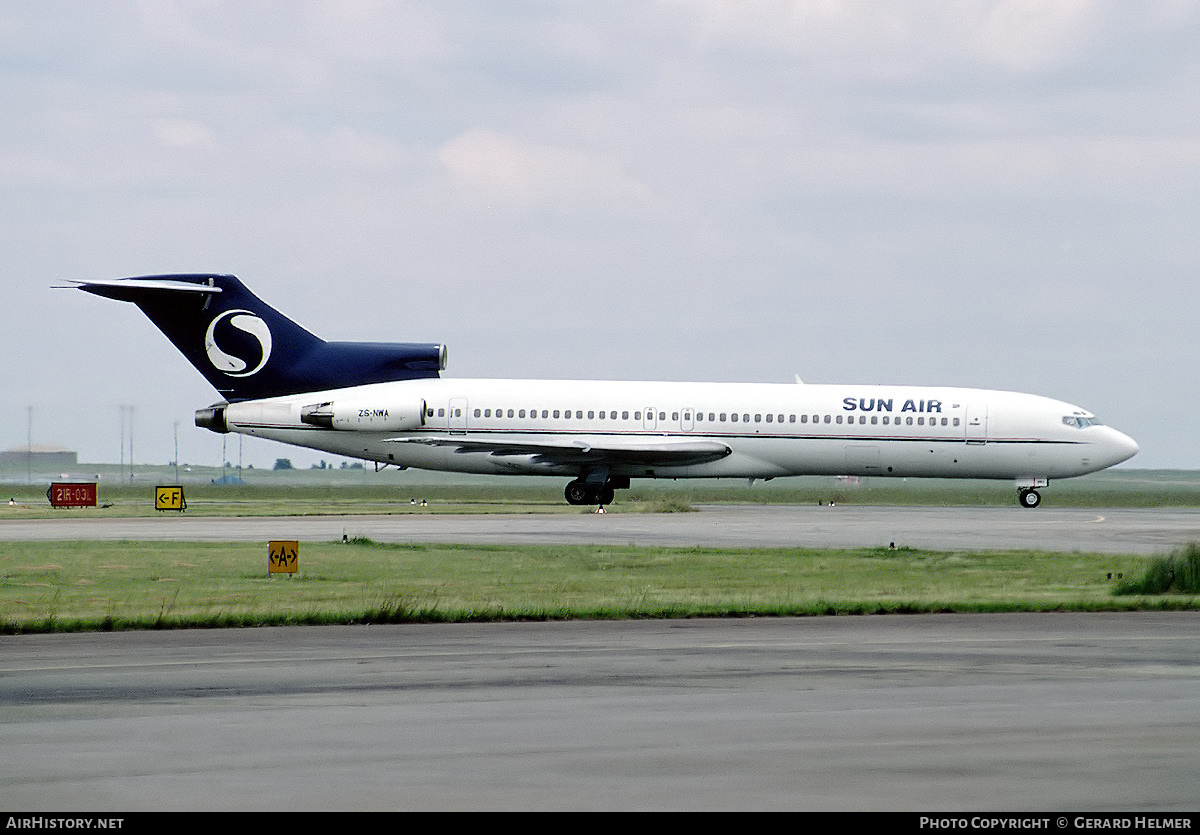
top-left (71, 274), bottom-right (445, 400)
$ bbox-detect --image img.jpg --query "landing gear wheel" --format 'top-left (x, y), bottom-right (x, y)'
top-left (1019, 489), bottom-right (1041, 509)
top-left (565, 480), bottom-right (592, 506)
top-left (565, 480), bottom-right (617, 506)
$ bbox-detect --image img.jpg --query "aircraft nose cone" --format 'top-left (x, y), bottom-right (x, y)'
top-left (1105, 429), bottom-right (1139, 466)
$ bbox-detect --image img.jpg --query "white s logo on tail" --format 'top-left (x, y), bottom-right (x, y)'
top-left (205, 310), bottom-right (273, 377)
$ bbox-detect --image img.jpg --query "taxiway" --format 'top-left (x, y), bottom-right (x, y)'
top-left (4, 504), bottom-right (1200, 553)
top-left (4, 613), bottom-right (1199, 811)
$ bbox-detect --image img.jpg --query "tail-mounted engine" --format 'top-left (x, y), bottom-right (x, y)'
top-left (300, 399), bottom-right (426, 431)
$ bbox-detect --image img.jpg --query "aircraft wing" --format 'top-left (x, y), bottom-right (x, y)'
top-left (388, 435), bottom-right (732, 467)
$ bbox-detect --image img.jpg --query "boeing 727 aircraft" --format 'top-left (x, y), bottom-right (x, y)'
top-left (70, 274), bottom-right (1138, 507)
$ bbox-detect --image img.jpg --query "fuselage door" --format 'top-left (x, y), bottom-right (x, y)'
top-left (965, 404), bottom-right (987, 445)
top-left (449, 397), bottom-right (468, 434)
top-left (642, 406), bottom-right (657, 431)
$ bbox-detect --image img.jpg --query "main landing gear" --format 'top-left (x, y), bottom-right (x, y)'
top-left (564, 478), bottom-right (621, 506)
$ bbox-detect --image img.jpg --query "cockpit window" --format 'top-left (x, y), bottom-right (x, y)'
top-left (1063, 415), bottom-right (1104, 428)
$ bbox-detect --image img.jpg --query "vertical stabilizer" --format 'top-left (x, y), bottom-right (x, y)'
top-left (70, 274), bottom-right (444, 400)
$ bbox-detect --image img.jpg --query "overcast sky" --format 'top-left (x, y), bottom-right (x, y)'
top-left (4, 1), bottom-right (1198, 471)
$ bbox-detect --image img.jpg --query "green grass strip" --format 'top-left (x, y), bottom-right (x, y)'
top-left (2, 539), bottom-right (1196, 633)
top-left (1115, 542), bottom-right (1200, 595)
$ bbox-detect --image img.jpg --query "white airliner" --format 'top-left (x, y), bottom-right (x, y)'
top-left (71, 274), bottom-right (1139, 507)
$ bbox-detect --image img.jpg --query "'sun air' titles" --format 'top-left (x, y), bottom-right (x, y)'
top-left (842, 397), bottom-right (945, 413)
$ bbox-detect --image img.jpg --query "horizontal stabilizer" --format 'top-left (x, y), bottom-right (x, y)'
top-left (63, 277), bottom-right (223, 300)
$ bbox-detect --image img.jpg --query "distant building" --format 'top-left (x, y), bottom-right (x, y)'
top-left (0, 445), bottom-right (78, 469)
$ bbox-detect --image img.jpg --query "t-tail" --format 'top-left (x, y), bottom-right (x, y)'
top-left (67, 274), bottom-right (445, 401)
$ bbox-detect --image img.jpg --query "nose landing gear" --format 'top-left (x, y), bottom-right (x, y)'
top-left (1018, 488), bottom-right (1041, 508)
top-left (1016, 478), bottom-right (1049, 508)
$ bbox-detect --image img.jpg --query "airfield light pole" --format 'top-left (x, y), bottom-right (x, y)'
top-left (118, 404), bottom-right (136, 484)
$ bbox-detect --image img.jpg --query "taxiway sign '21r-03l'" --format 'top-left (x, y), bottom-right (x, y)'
top-left (69, 274), bottom-right (1139, 507)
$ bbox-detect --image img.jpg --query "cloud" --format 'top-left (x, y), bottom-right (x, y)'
top-left (435, 128), bottom-right (656, 213)
top-left (151, 118), bottom-right (214, 149)
top-left (677, 0), bottom-right (1200, 85)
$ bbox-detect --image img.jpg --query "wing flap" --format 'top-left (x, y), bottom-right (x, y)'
top-left (389, 435), bottom-right (732, 467)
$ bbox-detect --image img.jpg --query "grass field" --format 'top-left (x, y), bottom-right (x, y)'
top-left (1, 538), bottom-right (1194, 634)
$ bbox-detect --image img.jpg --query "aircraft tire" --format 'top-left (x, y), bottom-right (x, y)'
top-left (565, 480), bottom-right (592, 506)
top-left (565, 481), bottom-right (616, 506)
top-left (1019, 489), bottom-right (1041, 509)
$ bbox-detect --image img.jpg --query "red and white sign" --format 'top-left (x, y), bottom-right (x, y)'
top-left (47, 482), bottom-right (97, 508)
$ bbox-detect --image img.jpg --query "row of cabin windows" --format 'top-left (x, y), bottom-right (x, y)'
top-left (425, 406), bottom-right (961, 429)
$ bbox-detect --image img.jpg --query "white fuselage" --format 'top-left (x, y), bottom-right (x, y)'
top-left (216, 378), bottom-right (1139, 483)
